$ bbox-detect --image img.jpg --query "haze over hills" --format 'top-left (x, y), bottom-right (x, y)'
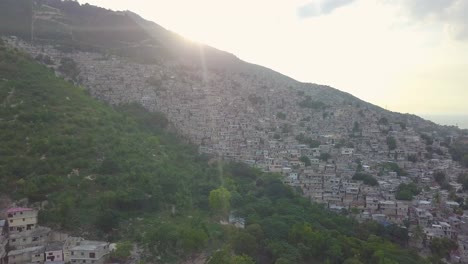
top-left (0, 0), bottom-right (462, 135)
top-left (2, 1), bottom-right (468, 263)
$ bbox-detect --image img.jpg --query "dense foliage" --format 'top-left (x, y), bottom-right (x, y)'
top-left (298, 96), bottom-right (327, 109)
top-left (352, 173), bottom-right (378, 186)
top-left (449, 139), bottom-right (468, 168)
top-left (295, 134), bottom-right (320, 148)
top-left (386, 136), bottom-right (397, 150)
top-left (395, 183), bottom-right (421, 201)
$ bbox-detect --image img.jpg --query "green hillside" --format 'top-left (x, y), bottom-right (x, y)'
top-left (0, 39), bottom-right (429, 263)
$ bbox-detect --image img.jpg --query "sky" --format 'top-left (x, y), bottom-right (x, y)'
top-left (81, 0), bottom-right (468, 116)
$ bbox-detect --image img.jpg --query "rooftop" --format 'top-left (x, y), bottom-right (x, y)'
top-left (46, 241), bottom-right (65, 251)
top-left (8, 246), bottom-right (44, 256)
top-left (7, 207), bottom-right (34, 214)
top-left (71, 240), bottom-right (108, 251)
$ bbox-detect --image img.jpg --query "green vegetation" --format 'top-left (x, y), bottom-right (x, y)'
top-left (110, 241), bottom-right (133, 262)
top-left (299, 156), bottom-right (311, 167)
top-left (352, 121), bottom-right (361, 134)
top-left (395, 183), bottom-right (421, 201)
top-left (434, 171), bottom-right (451, 190)
top-left (58, 57), bottom-right (80, 81)
top-left (449, 138), bottom-right (468, 168)
top-left (319, 153), bottom-right (331, 162)
top-left (295, 134), bottom-right (320, 148)
top-left (209, 187), bottom-right (232, 216)
top-left (352, 173), bottom-right (378, 186)
top-left (248, 94), bottom-right (264, 105)
top-left (386, 136), bottom-right (397, 150)
top-left (429, 237), bottom-right (457, 261)
top-left (457, 173), bottom-right (468, 190)
top-left (407, 154), bottom-right (418, 163)
top-left (378, 117), bottom-right (388, 125)
top-left (421, 134), bottom-right (433, 145)
top-left (381, 162), bottom-right (407, 176)
top-left (298, 96), bottom-right (327, 109)
top-left (276, 112), bottom-right (286, 120)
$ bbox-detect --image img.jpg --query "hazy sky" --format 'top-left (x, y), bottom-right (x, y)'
top-left (82, 0), bottom-right (468, 115)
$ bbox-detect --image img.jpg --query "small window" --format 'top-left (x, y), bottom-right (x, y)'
top-left (11, 239), bottom-right (16, 242)
top-left (22, 218), bottom-right (25, 221)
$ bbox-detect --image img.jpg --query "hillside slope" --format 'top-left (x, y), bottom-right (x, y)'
top-left (0, 0), bottom-right (460, 136)
top-left (0, 38), bottom-right (428, 263)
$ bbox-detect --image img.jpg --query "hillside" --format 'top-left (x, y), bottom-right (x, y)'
top-left (0, 0), bottom-right (460, 133)
top-left (0, 36), bottom-right (431, 263)
top-left (2, 1), bottom-right (468, 263)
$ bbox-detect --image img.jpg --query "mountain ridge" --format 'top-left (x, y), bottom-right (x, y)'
top-left (0, 0), bottom-right (461, 135)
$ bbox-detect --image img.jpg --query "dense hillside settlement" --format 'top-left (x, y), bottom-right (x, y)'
top-left (2, 34), bottom-right (468, 263)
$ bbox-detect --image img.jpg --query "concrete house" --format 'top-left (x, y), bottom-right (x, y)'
top-left (7, 208), bottom-right (38, 233)
top-left (69, 240), bottom-right (110, 264)
top-left (7, 246), bottom-right (44, 264)
top-left (44, 242), bottom-right (64, 263)
top-left (9, 227), bottom-right (51, 250)
top-left (341, 148), bottom-right (355, 156)
top-left (0, 220), bottom-right (7, 264)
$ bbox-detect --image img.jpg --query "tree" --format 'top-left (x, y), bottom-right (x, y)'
top-left (276, 112), bottom-right (286, 120)
top-left (209, 187), bottom-right (232, 215)
top-left (378, 117), bottom-right (389, 125)
top-left (95, 209), bottom-right (119, 233)
top-left (434, 171), bottom-right (451, 190)
top-left (207, 249), bottom-right (255, 264)
top-left (457, 173), bottom-right (468, 190)
top-left (353, 173), bottom-right (378, 186)
top-left (179, 226), bottom-right (208, 254)
top-left (231, 231), bottom-right (258, 257)
top-left (246, 224), bottom-right (264, 240)
top-left (319, 153), bottom-right (331, 162)
top-left (395, 183), bottom-right (421, 201)
top-left (232, 255), bottom-right (255, 264)
top-left (386, 137), bottom-right (397, 150)
top-left (407, 154), bottom-right (418, 163)
top-left (111, 241), bottom-right (132, 261)
top-left (429, 237), bottom-right (457, 260)
top-left (300, 156), bottom-right (311, 167)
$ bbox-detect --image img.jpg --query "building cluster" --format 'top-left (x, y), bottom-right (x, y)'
top-left (3, 37), bottom-right (468, 262)
top-left (0, 208), bottom-right (110, 264)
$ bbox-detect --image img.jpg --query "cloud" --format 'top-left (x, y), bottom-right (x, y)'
top-left (394, 0), bottom-right (468, 40)
top-left (297, 0), bottom-right (356, 18)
